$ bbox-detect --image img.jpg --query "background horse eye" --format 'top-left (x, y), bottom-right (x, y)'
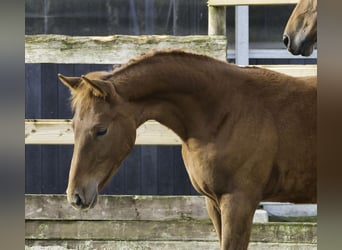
top-left (96, 128), bottom-right (107, 137)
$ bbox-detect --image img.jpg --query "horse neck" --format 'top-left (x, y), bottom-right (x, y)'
top-left (112, 54), bottom-right (239, 141)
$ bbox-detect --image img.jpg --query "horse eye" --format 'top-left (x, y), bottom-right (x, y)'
top-left (96, 128), bottom-right (107, 137)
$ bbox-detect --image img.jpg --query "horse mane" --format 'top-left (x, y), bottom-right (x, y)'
top-left (70, 49), bottom-right (299, 113)
top-left (71, 50), bottom-right (210, 113)
top-left (112, 49), bottom-right (221, 75)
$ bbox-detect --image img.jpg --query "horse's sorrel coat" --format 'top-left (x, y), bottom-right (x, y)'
top-left (59, 50), bottom-right (316, 250)
top-left (283, 0), bottom-right (317, 56)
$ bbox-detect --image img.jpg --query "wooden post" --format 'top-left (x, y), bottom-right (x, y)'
top-left (235, 6), bottom-right (249, 65)
top-left (208, 6), bottom-right (226, 36)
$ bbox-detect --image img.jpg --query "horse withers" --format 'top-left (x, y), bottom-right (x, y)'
top-left (59, 50), bottom-right (316, 250)
top-left (283, 0), bottom-right (317, 56)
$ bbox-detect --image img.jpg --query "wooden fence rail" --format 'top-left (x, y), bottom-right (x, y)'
top-left (25, 35), bottom-right (227, 64)
top-left (25, 120), bottom-right (182, 145)
top-left (208, 0), bottom-right (299, 6)
top-left (25, 195), bottom-right (317, 250)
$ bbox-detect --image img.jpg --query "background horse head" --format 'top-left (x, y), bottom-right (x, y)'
top-left (283, 0), bottom-right (317, 56)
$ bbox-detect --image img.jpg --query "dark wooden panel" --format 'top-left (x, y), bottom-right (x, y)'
top-left (25, 145), bottom-right (42, 194)
top-left (157, 146), bottom-right (174, 195)
top-left (57, 64), bottom-right (73, 119)
top-left (25, 64), bottom-right (41, 118)
top-left (25, 64), bottom-right (43, 194)
top-left (40, 145), bottom-right (58, 194)
top-left (57, 145), bottom-right (72, 194)
top-left (41, 64), bottom-right (58, 118)
top-left (140, 146), bottom-right (158, 195)
top-left (124, 146), bottom-right (142, 195)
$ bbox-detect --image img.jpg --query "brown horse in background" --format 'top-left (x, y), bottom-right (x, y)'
top-left (59, 50), bottom-right (316, 250)
top-left (283, 0), bottom-right (317, 56)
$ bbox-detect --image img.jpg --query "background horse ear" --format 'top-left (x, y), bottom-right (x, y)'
top-left (81, 75), bottom-right (112, 98)
top-left (58, 74), bottom-right (81, 90)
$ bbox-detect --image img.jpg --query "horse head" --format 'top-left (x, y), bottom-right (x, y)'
top-left (283, 0), bottom-right (317, 56)
top-left (58, 72), bottom-right (137, 210)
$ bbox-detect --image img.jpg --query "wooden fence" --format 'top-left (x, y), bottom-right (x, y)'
top-left (25, 195), bottom-right (317, 250)
top-left (25, 1), bottom-right (317, 248)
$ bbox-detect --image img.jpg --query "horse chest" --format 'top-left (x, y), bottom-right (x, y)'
top-left (181, 145), bottom-right (229, 195)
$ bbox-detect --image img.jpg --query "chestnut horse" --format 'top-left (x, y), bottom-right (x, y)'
top-left (59, 50), bottom-right (316, 250)
top-left (283, 0), bottom-right (317, 56)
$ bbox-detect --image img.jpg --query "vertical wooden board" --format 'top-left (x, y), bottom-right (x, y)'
top-left (90, 64), bottom-right (113, 72)
top-left (57, 145), bottom-right (73, 194)
top-left (101, 162), bottom-right (126, 195)
top-left (144, 0), bottom-right (154, 34)
top-left (25, 64), bottom-right (41, 118)
top-left (124, 146), bottom-right (142, 195)
top-left (235, 6), bottom-right (249, 65)
top-left (40, 64), bottom-right (59, 194)
top-left (41, 64), bottom-right (58, 118)
top-left (141, 146), bottom-right (158, 195)
top-left (173, 146), bottom-right (192, 195)
top-left (25, 64), bottom-right (43, 194)
top-left (57, 65), bottom-right (73, 194)
top-left (157, 146), bottom-right (174, 195)
top-left (25, 145), bottom-right (42, 194)
top-left (74, 64), bottom-right (91, 77)
top-left (57, 64), bottom-right (73, 119)
top-left (41, 145), bottom-right (59, 193)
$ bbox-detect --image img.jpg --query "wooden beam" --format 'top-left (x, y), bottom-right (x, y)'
top-left (25, 195), bottom-right (208, 221)
top-left (25, 220), bottom-right (316, 243)
top-left (25, 240), bottom-right (317, 250)
top-left (227, 48), bottom-right (317, 59)
top-left (235, 6), bottom-right (249, 65)
top-left (25, 35), bottom-right (227, 64)
top-left (25, 119), bottom-right (182, 145)
top-left (256, 64), bottom-right (317, 77)
top-left (208, 6), bottom-right (226, 36)
top-left (208, 0), bottom-right (298, 6)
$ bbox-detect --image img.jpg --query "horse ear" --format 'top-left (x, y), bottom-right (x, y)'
top-left (58, 74), bottom-right (81, 90)
top-left (81, 75), bottom-right (110, 98)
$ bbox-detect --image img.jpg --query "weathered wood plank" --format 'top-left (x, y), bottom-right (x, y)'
top-left (208, 6), bottom-right (226, 36)
top-left (25, 240), bottom-right (223, 250)
top-left (256, 65), bottom-right (317, 77)
top-left (25, 220), bottom-right (316, 243)
top-left (25, 195), bottom-right (208, 221)
top-left (25, 35), bottom-right (227, 64)
top-left (25, 119), bottom-right (182, 145)
top-left (25, 240), bottom-right (317, 250)
top-left (25, 220), bottom-right (216, 241)
top-left (208, 0), bottom-right (298, 6)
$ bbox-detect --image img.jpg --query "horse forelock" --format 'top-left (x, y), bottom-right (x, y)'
top-left (70, 82), bottom-right (108, 115)
top-left (70, 71), bottom-right (114, 113)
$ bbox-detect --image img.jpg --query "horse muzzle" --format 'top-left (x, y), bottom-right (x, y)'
top-left (283, 33), bottom-right (315, 57)
top-left (66, 184), bottom-right (98, 210)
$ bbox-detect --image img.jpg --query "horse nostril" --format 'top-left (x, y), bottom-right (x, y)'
top-left (75, 193), bottom-right (83, 207)
top-left (283, 34), bottom-right (290, 48)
